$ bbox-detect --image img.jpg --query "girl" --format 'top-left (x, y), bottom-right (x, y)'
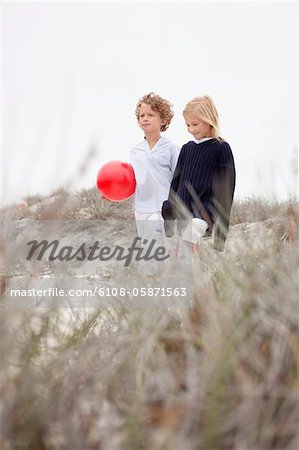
top-left (162, 95), bottom-right (236, 252)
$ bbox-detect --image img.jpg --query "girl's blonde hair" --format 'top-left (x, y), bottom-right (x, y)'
top-left (135, 92), bottom-right (174, 132)
top-left (183, 95), bottom-right (222, 140)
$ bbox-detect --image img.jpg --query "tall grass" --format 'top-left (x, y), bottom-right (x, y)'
top-left (0, 194), bottom-right (298, 449)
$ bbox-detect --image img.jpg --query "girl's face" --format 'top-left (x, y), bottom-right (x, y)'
top-left (138, 103), bottom-right (165, 134)
top-left (184, 112), bottom-right (212, 140)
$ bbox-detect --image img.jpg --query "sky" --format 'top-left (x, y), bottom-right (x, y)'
top-left (2, 1), bottom-right (298, 206)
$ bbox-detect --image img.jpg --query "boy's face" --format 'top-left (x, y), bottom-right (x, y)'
top-left (138, 103), bottom-right (166, 134)
top-left (184, 112), bottom-right (212, 140)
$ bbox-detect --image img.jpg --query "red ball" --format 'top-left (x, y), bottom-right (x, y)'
top-left (96, 160), bottom-right (136, 202)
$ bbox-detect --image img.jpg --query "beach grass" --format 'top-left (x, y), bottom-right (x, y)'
top-left (0, 192), bottom-right (298, 449)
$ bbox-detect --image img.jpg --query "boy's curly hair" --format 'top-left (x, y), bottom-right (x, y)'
top-left (135, 92), bottom-right (174, 132)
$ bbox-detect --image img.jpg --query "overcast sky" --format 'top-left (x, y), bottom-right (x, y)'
top-left (2, 1), bottom-right (298, 206)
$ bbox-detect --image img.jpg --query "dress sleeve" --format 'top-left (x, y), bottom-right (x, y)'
top-left (212, 141), bottom-right (236, 251)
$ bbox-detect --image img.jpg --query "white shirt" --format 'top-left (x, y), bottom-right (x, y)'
top-left (130, 136), bottom-right (180, 213)
top-left (194, 137), bottom-right (214, 144)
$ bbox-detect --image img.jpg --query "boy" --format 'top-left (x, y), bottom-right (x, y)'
top-left (130, 92), bottom-right (180, 275)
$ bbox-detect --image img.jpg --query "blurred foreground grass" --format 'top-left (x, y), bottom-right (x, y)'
top-left (0, 189), bottom-right (298, 449)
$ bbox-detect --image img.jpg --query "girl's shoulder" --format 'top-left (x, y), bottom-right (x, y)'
top-left (217, 138), bottom-right (231, 147)
top-left (216, 139), bottom-right (233, 154)
top-left (182, 138), bottom-right (221, 149)
top-left (180, 138), bottom-right (232, 154)
top-left (180, 140), bottom-right (197, 153)
top-left (183, 140), bottom-right (197, 147)
top-left (183, 138), bottom-right (225, 145)
top-left (207, 139), bottom-right (233, 155)
top-left (214, 139), bottom-right (235, 165)
top-left (209, 138), bottom-right (231, 149)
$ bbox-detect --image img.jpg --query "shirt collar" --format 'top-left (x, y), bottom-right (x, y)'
top-left (144, 136), bottom-right (163, 151)
top-left (194, 137), bottom-right (213, 144)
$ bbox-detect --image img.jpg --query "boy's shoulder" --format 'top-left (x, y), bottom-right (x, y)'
top-left (159, 136), bottom-right (179, 149)
top-left (130, 139), bottom-right (147, 152)
top-left (131, 136), bottom-right (176, 147)
top-left (130, 136), bottom-right (179, 154)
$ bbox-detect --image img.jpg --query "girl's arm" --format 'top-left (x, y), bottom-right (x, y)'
top-left (213, 142), bottom-right (236, 251)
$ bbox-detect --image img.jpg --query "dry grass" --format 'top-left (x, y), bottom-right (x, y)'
top-left (0, 191), bottom-right (298, 450)
top-left (230, 197), bottom-right (298, 225)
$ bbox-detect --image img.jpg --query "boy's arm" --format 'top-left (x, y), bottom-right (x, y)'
top-left (162, 146), bottom-right (184, 236)
top-left (129, 147), bottom-right (137, 213)
top-left (170, 145), bottom-right (180, 175)
top-left (212, 142), bottom-right (236, 252)
top-left (129, 147), bottom-right (135, 165)
top-left (169, 145), bottom-right (185, 195)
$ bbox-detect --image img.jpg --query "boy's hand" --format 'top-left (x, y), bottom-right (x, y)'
top-left (164, 220), bottom-right (175, 238)
top-left (162, 200), bottom-right (176, 237)
top-left (99, 192), bottom-right (107, 200)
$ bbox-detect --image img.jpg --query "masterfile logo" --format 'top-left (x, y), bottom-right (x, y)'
top-left (25, 237), bottom-right (170, 267)
top-left (3, 219), bottom-right (192, 309)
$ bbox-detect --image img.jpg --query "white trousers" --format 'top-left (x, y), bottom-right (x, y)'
top-left (134, 211), bottom-right (165, 276)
